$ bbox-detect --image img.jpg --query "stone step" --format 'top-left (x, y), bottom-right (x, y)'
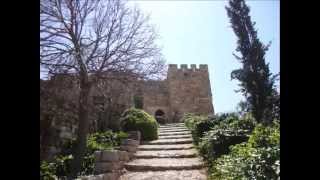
top-left (134, 149), bottom-right (198, 159)
top-left (142, 138), bottom-right (193, 145)
top-left (159, 131), bottom-right (191, 136)
top-left (124, 158), bottom-right (205, 171)
top-left (159, 125), bottom-right (187, 128)
top-left (159, 126), bottom-right (186, 129)
top-left (160, 123), bottom-right (184, 126)
top-left (158, 134), bottom-right (192, 139)
top-left (159, 129), bottom-right (190, 133)
top-left (160, 123), bottom-right (185, 126)
top-left (158, 127), bottom-right (189, 131)
top-left (159, 124), bottom-right (185, 128)
top-left (119, 169), bottom-right (207, 180)
top-left (138, 144), bottom-right (194, 151)
top-left (159, 124), bottom-right (185, 127)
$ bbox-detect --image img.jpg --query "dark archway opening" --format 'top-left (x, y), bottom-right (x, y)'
top-left (155, 109), bottom-right (166, 124)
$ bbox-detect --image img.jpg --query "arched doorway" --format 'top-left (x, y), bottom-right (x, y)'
top-left (155, 109), bottom-right (166, 124)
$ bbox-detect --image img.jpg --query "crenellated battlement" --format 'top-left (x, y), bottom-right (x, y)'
top-left (168, 64), bottom-right (208, 71)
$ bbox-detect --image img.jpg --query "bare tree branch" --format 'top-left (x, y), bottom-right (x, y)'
top-left (40, 0), bottom-right (165, 177)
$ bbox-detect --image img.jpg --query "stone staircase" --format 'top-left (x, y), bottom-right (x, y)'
top-left (119, 123), bottom-right (207, 180)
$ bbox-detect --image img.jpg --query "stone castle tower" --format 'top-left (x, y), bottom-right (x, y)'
top-left (141, 64), bottom-right (214, 123)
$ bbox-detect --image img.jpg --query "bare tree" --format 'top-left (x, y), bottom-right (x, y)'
top-left (40, 0), bottom-right (165, 177)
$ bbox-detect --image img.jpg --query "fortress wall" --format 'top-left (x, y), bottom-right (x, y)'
top-left (167, 64), bottom-right (214, 122)
top-left (142, 80), bottom-right (170, 121)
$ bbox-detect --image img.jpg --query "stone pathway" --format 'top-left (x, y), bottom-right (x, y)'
top-left (119, 123), bottom-right (207, 180)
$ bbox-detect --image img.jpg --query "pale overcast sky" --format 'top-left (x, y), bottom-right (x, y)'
top-left (129, 0), bottom-right (280, 113)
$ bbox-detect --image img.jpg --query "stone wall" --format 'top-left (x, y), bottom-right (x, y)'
top-left (140, 64), bottom-right (214, 123)
top-left (77, 131), bottom-right (141, 180)
top-left (40, 74), bottom-right (138, 160)
top-left (141, 80), bottom-right (170, 123)
top-left (40, 64), bottom-right (215, 159)
top-left (167, 64), bottom-right (214, 121)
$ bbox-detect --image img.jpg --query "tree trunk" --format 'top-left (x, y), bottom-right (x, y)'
top-left (69, 74), bottom-right (91, 179)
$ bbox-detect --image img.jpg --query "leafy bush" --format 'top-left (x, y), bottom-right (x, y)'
top-left (214, 112), bottom-right (240, 122)
top-left (193, 112), bottom-right (243, 144)
top-left (40, 161), bottom-right (57, 180)
top-left (183, 113), bottom-right (201, 129)
top-left (210, 122), bottom-right (280, 180)
top-left (87, 130), bottom-right (128, 151)
top-left (120, 108), bottom-right (158, 141)
top-left (40, 154), bottom-right (73, 179)
top-left (182, 114), bottom-right (210, 144)
top-left (40, 131), bottom-right (128, 179)
top-left (248, 122), bottom-right (280, 148)
top-left (199, 115), bottom-right (255, 162)
top-left (192, 117), bottom-right (217, 144)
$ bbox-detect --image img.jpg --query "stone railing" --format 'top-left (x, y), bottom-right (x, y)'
top-left (76, 131), bottom-right (141, 180)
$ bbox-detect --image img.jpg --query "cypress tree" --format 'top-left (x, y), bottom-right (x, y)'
top-left (226, 0), bottom-right (279, 124)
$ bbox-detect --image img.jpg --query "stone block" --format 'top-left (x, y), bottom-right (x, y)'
top-left (101, 150), bottom-right (120, 162)
top-left (94, 151), bottom-right (102, 162)
top-left (121, 139), bottom-right (139, 146)
top-left (91, 174), bottom-right (104, 180)
top-left (199, 64), bottom-right (208, 70)
top-left (103, 172), bottom-right (120, 180)
top-left (120, 145), bottom-right (137, 152)
top-left (95, 162), bottom-right (123, 173)
top-left (128, 152), bottom-right (135, 160)
top-left (180, 64), bottom-right (188, 69)
top-left (60, 131), bottom-right (72, 139)
top-left (127, 131), bottom-right (141, 142)
top-left (77, 174), bottom-right (104, 180)
top-left (118, 151), bottom-right (130, 161)
top-left (169, 64), bottom-right (177, 69)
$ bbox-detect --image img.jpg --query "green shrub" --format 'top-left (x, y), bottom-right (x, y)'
top-left (87, 130), bottom-right (128, 151)
top-left (215, 112), bottom-right (240, 122)
top-left (40, 161), bottom-right (56, 180)
top-left (116, 131), bottom-right (130, 144)
top-left (182, 114), bottom-right (212, 144)
top-left (183, 113), bottom-right (200, 129)
top-left (120, 108), bottom-right (158, 141)
top-left (54, 154), bottom-right (73, 177)
top-left (199, 115), bottom-right (255, 162)
top-left (40, 131), bottom-right (128, 179)
top-left (192, 117), bottom-right (218, 144)
top-left (248, 122), bottom-right (280, 148)
top-left (210, 122), bottom-right (280, 180)
top-left (184, 113), bottom-right (246, 146)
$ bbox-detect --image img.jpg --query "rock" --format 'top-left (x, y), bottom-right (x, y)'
top-left (101, 150), bottom-right (120, 162)
top-left (59, 131), bottom-right (72, 139)
top-left (95, 162), bottom-right (123, 173)
top-left (128, 152), bottom-right (135, 160)
top-left (120, 145), bottom-right (137, 152)
top-left (77, 174), bottom-right (104, 180)
top-left (91, 174), bottom-right (104, 180)
top-left (141, 138), bottom-right (193, 145)
top-left (124, 158), bottom-right (204, 171)
top-left (103, 172), bottom-right (120, 180)
top-left (118, 151), bottom-right (130, 161)
top-left (94, 151), bottom-right (102, 162)
top-left (119, 169), bottom-right (208, 180)
top-left (134, 149), bottom-right (197, 158)
top-left (119, 123), bottom-right (208, 180)
top-left (121, 139), bottom-right (139, 146)
top-left (138, 144), bottom-right (194, 151)
top-left (127, 131), bottom-right (141, 141)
